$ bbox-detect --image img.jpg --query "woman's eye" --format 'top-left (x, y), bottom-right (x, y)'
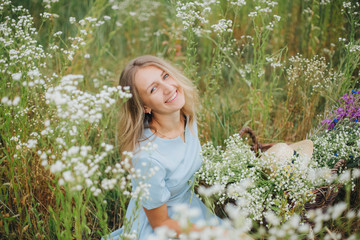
top-left (163, 73), bottom-right (169, 80)
top-left (150, 87), bottom-right (157, 93)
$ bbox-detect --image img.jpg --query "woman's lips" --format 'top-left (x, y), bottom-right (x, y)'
top-left (165, 90), bottom-right (178, 103)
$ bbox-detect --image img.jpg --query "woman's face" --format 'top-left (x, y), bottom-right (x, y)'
top-left (134, 65), bottom-right (185, 115)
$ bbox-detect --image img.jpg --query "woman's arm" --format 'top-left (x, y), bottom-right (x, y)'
top-left (143, 204), bottom-right (202, 237)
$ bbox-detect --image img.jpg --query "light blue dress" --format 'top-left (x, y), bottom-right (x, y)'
top-left (103, 119), bottom-right (220, 240)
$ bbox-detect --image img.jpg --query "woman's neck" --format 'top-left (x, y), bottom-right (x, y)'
top-left (150, 111), bottom-right (185, 139)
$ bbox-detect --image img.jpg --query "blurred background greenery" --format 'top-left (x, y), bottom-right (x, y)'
top-left (11, 0), bottom-right (360, 144)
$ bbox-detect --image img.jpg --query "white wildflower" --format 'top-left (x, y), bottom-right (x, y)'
top-left (11, 72), bottom-right (22, 81)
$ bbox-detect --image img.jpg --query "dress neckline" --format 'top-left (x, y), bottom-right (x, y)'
top-left (144, 116), bottom-right (188, 144)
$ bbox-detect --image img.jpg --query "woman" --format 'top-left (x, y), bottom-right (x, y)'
top-left (104, 56), bottom-right (220, 240)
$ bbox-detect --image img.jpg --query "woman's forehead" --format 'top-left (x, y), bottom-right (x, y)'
top-left (134, 66), bottom-right (163, 90)
top-left (137, 65), bottom-right (164, 78)
top-left (137, 65), bottom-right (162, 74)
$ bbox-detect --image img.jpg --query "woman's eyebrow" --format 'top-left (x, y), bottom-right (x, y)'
top-left (146, 82), bottom-right (155, 92)
top-left (146, 71), bottom-right (166, 91)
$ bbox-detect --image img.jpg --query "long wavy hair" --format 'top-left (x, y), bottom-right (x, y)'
top-left (117, 55), bottom-right (199, 153)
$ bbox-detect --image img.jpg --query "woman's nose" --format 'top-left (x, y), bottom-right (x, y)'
top-left (162, 82), bottom-right (173, 94)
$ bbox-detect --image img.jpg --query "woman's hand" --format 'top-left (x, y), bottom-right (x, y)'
top-left (144, 204), bottom-right (206, 238)
top-left (144, 204), bottom-right (182, 237)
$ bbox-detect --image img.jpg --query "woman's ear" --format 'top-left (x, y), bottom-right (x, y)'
top-left (143, 106), bottom-right (151, 114)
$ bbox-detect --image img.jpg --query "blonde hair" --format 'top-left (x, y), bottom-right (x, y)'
top-left (117, 55), bottom-right (199, 153)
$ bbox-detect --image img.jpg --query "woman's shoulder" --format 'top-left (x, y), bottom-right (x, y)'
top-left (132, 132), bottom-right (163, 161)
top-left (131, 145), bottom-right (159, 168)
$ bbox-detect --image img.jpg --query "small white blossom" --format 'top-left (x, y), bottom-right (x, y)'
top-left (11, 72), bottom-right (22, 81)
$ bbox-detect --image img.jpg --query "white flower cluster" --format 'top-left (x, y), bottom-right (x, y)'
top-left (111, 0), bottom-right (161, 22)
top-left (265, 56), bottom-right (282, 69)
top-left (319, 0), bottom-right (331, 5)
top-left (48, 144), bottom-right (114, 195)
top-left (197, 134), bottom-right (332, 222)
top-left (149, 200), bottom-right (360, 239)
top-left (246, 0), bottom-right (280, 31)
top-left (248, 0), bottom-right (278, 17)
top-left (198, 134), bottom-right (258, 195)
top-left (150, 203), bottom-right (231, 240)
top-left (286, 54), bottom-right (336, 95)
top-left (307, 201), bottom-right (360, 237)
top-left (43, 0), bottom-right (59, 9)
top-left (46, 13), bottom-right (112, 61)
top-left (265, 152), bottom-right (333, 218)
top-left (211, 19), bottom-right (233, 35)
top-left (312, 120), bottom-right (360, 168)
top-left (175, 0), bottom-right (279, 35)
top-left (45, 74), bottom-right (132, 124)
top-left (0, 4), bottom-right (50, 85)
top-left (175, 0), bottom-right (216, 33)
top-left (1, 96), bottom-right (20, 106)
top-left (345, 42), bottom-right (360, 53)
top-left (128, 142), bottom-right (160, 201)
top-left (341, 2), bottom-right (360, 29)
top-left (198, 135), bottom-right (267, 220)
top-left (0, 0), bottom-right (11, 10)
top-left (10, 135), bottom-right (39, 151)
top-left (265, 14), bottom-right (281, 31)
top-left (342, 1), bottom-right (360, 12)
top-left (77, 16), bottom-right (111, 28)
top-left (39, 12), bottom-right (59, 19)
top-left (229, 0), bottom-right (246, 7)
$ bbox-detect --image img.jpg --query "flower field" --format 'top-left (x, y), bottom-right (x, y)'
top-left (1, 0), bottom-right (360, 239)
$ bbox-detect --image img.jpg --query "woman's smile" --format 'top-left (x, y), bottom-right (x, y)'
top-left (165, 90), bottom-right (178, 103)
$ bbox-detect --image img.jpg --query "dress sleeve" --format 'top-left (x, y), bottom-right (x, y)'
top-left (131, 156), bottom-right (171, 210)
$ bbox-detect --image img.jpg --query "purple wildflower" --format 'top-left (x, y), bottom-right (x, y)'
top-left (320, 89), bottom-right (360, 129)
